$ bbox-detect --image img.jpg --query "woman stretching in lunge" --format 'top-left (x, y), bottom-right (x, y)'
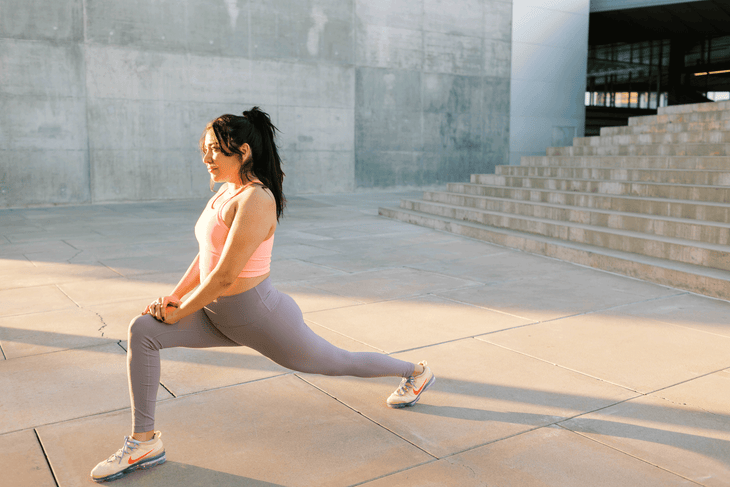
top-left (90, 108), bottom-right (435, 482)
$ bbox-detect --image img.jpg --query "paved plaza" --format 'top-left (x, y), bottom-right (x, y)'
top-left (1, 190), bottom-right (729, 486)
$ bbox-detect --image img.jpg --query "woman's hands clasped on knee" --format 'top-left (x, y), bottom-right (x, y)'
top-left (143, 295), bottom-right (182, 324)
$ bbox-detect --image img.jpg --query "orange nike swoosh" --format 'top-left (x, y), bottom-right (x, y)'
top-left (413, 377), bottom-right (430, 396)
top-left (129, 449), bottom-right (155, 464)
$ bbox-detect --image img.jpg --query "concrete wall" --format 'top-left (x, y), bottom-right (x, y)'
top-left (0, 0), bottom-right (513, 207)
top-left (508, 0), bottom-right (589, 166)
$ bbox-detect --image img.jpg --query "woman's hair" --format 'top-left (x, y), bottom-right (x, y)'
top-left (200, 107), bottom-right (286, 220)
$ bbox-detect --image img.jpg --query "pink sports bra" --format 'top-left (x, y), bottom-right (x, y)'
top-left (194, 182), bottom-right (274, 281)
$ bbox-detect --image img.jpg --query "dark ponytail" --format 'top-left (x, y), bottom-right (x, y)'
top-left (201, 107), bottom-right (286, 220)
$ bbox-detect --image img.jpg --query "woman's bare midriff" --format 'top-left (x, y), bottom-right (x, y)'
top-left (218, 272), bottom-right (270, 298)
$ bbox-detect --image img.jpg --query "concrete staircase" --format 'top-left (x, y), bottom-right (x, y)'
top-left (379, 101), bottom-right (730, 301)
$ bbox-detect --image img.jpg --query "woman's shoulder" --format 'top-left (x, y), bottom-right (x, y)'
top-left (236, 183), bottom-right (275, 210)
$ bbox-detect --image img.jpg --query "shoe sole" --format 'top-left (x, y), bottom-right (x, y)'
top-left (91, 451), bottom-right (166, 483)
top-left (388, 374), bottom-right (435, 409)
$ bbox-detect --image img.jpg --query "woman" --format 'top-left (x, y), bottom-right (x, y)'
top-left (90, 107), bottom-right (435, 483)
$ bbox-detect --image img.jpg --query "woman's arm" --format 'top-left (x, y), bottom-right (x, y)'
top-left (170, 253), bottom-right (202, 299)
top-left (143, 253), bottom-right (201, 316)
top-left (167, 187), bottom-right (276, 323)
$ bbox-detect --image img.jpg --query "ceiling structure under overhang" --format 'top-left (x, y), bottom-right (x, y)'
top-left (589, 0), bottom-right (730, 45)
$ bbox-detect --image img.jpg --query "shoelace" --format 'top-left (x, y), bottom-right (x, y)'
top-left (107, 436), bottom-right (140, 465)
top-left (394, 376), bottom-right (416, 396)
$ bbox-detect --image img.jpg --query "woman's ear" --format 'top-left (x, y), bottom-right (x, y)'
top-left (240, 143), bottom-right (252, 163)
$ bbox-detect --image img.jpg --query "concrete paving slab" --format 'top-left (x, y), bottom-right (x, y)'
top-left (305, 267), bottom-right (482, 304)
top-left (408, 248), bottom-right (586, 285)
top-left (99, 253), bottom-right (195, 277)
top-left (480, 308), bottom-right (730, 393)
top-left (270, 258), bottom-right (347, 283)
top-left (57, 275), bottom-right (175, 307)
top-left (0, 307), bottom-right (111, 358)
top-left (0, 261), bottom-right (120, 290)
top-left (0, 343), bottom-right (171, 434)
top-left (270, 242), bottom-right (342, 261)
top-left (0, 255), bottom-right (36, 272)
top-left (0, 430), bottom-right (56, 487)
top-left (561, 394), bottom-right (730, 486)
top-left (148, 345), bottom-right (288, 398)
top-left (0, 239), bottom-right (81, 258)
top-left (361, 425), bottom-right (694, 486)
top-left (655, 368), bottom-right (730, 416)
top-left (246, 282), bottom-right (367, 314)
top-left (303, 338), bottom-right (637, 458)
top-left (435, 267), bottom-right (682, 322)
top-left (305, 294), bottom-right (534, 353)
top-left (38, 374), bottom-right (433, 487)
top-left (609, 292), bottom-right (730, 338)
top-left (301, 240), bottom-right (489, 273)
top-left (84, 298), bottom-right (155, 341)
top-left (0, 284), bottom-right (76, 318)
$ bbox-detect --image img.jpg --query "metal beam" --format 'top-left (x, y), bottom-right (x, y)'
top-left (591, 0), bottom-right (705, 13)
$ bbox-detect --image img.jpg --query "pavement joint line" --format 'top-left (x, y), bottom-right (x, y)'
top-left (304, 318), bottom-right (388, 353)
top-left (644, 365), bottom-right (730, 401)
top-left (367, 421), bottom-right (582, 481)
top-left (3, 339), bottom-right (125, 361)
top-left (388, 336), bottom-right (493, 356)
top-left (54, 283), bottom-right (82, 308)
top-left (0, 342), bottom-right (6, 360)
top-left (159, 381), bottom-right (177, 398)
top-left (164, 372), bottom-right (292, 400)
top-left (477, 339), bottom-right (644, 395)
top-left (100, 261), bottom-right (125, 277)
top-left (284, 257), bottom-right (352, 275)
top-left (431, 293), bottom-right (537, 321)
top-left (0, 406), bottom-right (132, 438)
top-left (292, 373), bottom-right (440, 461)
top-left (61, 239), bottom-right (80, 251)
top-left (34, 428), bottom-right (60, 487)
top-left (556, 424), bottom-right (706, 486)
top-left (22, 253), bottom-right (38, 267)
top-left (346, 458), bottom-right (441, 487)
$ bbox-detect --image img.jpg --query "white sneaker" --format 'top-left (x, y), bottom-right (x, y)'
top-left (90, 431), bottom-right (165, 483)
top-left (387, 361), bottom-right (435, 408)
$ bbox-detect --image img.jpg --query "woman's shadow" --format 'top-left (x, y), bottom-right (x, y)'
top-left (108, 461), bottom-right (287, 487)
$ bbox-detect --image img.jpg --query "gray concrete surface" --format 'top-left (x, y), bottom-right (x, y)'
top-left (1, 190), bottom-right (729, 486)
top-left (509, 0), bottom-right (589, 166)
top-left (0, 0), bottom-right (512, 207)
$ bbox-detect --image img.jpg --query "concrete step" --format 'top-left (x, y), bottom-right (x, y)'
top-left (424, 190), bottom-right (730, 245)
top-left (520, 155), bottom-right (730, 170)
top-left (471, 174), bottom-right (730, 203)
top-left (630, 109), bottom-right (730, 127)
top-left (397, 198), bottom-right (730, 271)
top-left (448, 182), bottom-right (730, 223)
top-left (495, 166), bottom-right (730, 186)
top-left (574, 131), bottom-right (730, 147)
top-left (601, 119), bottom-right (730, 136)
top-left (546, 144), bottom-right (730, 157)
top-left (378, 205), bottom-right (730, 301)
top-left (658, 100), bottom-right (730, 115)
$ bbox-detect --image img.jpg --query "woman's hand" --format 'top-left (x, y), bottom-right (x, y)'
top-left (162, 305), bottom-right (181, 325)
top-left (143, 295), bottom-right (182, 323)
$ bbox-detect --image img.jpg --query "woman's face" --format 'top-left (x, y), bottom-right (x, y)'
top-left (202, 130), bottom-right (242, 185)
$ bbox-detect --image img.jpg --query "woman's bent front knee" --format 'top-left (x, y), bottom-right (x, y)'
top-left (128, 314), bottom-right (163, 350)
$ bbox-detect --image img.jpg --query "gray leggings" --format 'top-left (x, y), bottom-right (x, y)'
top-left (127, 278), bottom-right (415, 432)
